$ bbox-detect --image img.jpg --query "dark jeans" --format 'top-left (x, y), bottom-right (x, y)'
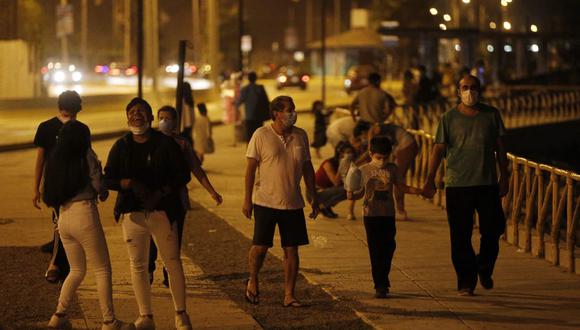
top-left (245, 120), bottom-right (263, 141)
top-left (445, 185), bottom-right (506, 290)
top-left (363, 216), bottom-right (396, 290)
top-left (317, 186), bottom-right (347, 208)
top-left (148, 207), bottom-right (186, 273)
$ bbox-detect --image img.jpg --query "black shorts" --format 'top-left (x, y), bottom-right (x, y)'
top-left (252, 204), bottom-right (309, 247)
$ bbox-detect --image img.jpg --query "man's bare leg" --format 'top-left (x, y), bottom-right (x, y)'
top-left (283, 246), bottom-right (300, 305)
top-left (247, 245), bottom-right (268, 298)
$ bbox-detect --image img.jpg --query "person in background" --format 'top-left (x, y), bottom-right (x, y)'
top-left (193, 103), bottom-right (212, 164)
top-left (43, 120), bottom-right (134, 330)
top-left (180, 81), bottom-right (195, 146)
top-left (325, 116), bottom-right (357, 149)
top-left (150, 105), bottom-right (223, 287)
top-left (221, 72), bottom-right (242, 146)
top-left (236, 71), bottom-right (270, 141)
top-left (350, 72), bottom-right (396, 125)
top-left (310, 100), bottom-right (330, 159)
top-left (402, 69), bottom-right (417, 106)
top-left (347, 136), bottom-right (421, 299)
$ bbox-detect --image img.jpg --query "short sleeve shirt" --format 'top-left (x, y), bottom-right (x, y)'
top-left (353, 86), bottom-right (393, 123)
top-left (435, 103), bottom-right (506, 187)
top-left (246, 125), bottom-right (311, 210)
top-left (357, 162), bottom-right (399, 217)
top-left (33, 117), bottom-right (64, 155)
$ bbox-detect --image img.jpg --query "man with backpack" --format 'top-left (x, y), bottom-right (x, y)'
top-left (236, 71), bottom-right (270, 141)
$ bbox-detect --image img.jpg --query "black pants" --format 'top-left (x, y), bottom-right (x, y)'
top-left (445, 185), bottom-right (506, 290)
top-left (245, 120), bottom-right (263, 141)
top-left (363, 216), bottom-right (396, 290)
top-left (148, 207), bottom-right (186, 273)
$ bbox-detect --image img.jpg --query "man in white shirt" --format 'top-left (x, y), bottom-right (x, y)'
top-left (242, 96), bottom-right (319, 307)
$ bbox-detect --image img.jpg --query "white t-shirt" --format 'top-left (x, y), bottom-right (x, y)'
top-left (246, 124), bottom-right (311, 210)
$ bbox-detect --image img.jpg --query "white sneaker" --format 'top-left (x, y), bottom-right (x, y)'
top-left (48, 313), bottom-right (71, 329)
top-left (175, 312), bottom-right (192, 330)
top-left (134, 315), bottom-right (155, 330)
top-left (103, 318), bottom-right (137, 330)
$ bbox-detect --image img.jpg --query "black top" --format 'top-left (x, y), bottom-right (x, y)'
top-left (104, 129), bottom-right (191, 221)
top-left (33, 117), bottom-right (63, 154)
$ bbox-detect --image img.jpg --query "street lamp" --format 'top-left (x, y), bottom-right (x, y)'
top-left (429, 7), bottom-right (438, 16)
top-left (439, 23), bottom-right (447, 30)
top-left (503, 21), bottom-right (511, 30)
top-left (462, 0), bottom-right (471, 4)
top-left (489, 22), bottom-right (497, 29)
top-left (501, 0), bottom-right (508, 6)
top-left (530, 24), bottom-right (538, 32)
top-left (443, 14), bottom-right (451, 22)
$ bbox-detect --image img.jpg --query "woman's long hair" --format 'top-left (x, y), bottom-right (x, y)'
top-left (42, 120), bottom-right (91, 208)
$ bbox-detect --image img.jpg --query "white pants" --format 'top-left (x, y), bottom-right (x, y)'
top-left (56, 200), bottom-right (115, 322)
top-left (122, 211), bottom-right (186, 315)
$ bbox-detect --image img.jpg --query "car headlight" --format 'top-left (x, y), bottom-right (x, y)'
top-left (72, 71), bottom-right (82, 82)
top-left (278, 76), bottom-right (287, 83)
top-left (344, 79), bottom-right (351, 87)
top-left (53, 71), bottom-right (66, 83)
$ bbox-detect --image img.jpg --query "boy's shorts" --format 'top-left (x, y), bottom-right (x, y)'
top-left (252, 204), bottom-right (309, 247)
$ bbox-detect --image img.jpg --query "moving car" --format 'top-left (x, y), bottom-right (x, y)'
top-left (276, 66), bottom-right (309, 90)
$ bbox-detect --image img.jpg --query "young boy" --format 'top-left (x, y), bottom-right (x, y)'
top-left (346, 136), bottom-right (421, 298)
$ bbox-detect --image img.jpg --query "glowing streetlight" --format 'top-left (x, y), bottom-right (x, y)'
top-left (454, 44), bottom-right (462, 52)
top-left (429, 8), bottom-right (438, 16)
top-left (487, 44), bottom-right (495, 53)
top-left (503, 21), bottom-right (512, 30)
top-left (501, 0), bottom-right (508, 6)
top-left (462, 0), bottom-right (471, 3)
top-left (489, 22), bottom-right (497, 29)
top-left (530, 24), bottom-right (538, 32)
top-left (504, 45), bottom-right (513, 53)
top-left (530, 44), bottom-right (540, 53)
top-left (443, 14), bottom-right (452, 22)
top-left (439, 23), bottom-right (447, 31)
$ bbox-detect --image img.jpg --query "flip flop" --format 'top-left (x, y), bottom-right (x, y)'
top-left (283, 299), bottom-right (303, 308)
top-left (244, 279), bottom-right (259, 305)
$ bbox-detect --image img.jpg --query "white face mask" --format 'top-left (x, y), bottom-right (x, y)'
top-left (281, 111), bottom-right (297, 128)
top-left (461, 90), bottom-right (479, 106)
top-left (158, 119), bottom-right (174, 135)
top-left (370, 157), bottom-right (386, 168)
top-left (129, 122), bottom-right (150, 135)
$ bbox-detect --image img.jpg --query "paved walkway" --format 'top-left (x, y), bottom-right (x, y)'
top-left (1, 112), bottom-right (580, 329)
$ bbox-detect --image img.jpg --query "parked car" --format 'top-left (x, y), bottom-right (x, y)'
top-left (344, 65), bottom-right (376, 94)
top-left (276, 66), bottom-right (309, 90)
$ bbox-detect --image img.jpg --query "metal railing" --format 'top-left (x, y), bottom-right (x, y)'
top-left (405, 129), bottom-right (580, 275)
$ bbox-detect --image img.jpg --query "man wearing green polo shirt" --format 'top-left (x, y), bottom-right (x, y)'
top-left (422, 75), bottom-right (509, 296)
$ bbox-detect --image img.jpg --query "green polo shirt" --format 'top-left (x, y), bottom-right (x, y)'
top-left (434, 103), bottom-right (506, 187)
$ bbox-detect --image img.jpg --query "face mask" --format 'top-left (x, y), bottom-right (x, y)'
top-left (129, 122), bottom-right (150, 135)
top-left (158, 119), bottom-right (174, 135)
top-left (370, 157), bottom-right (386, 168)
top-left (461, 90), bottom-right (479, 106)
top-left (281, 111), bottom-right (297, 128)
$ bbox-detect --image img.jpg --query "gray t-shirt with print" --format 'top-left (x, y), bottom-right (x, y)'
top-left (357, 162), bottom-right (400, 217)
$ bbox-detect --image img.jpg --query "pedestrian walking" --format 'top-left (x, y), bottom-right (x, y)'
top-left (33, 91), bottom-right (82, 283)
top-left (349, 72), bottom-right (396, 125)
top-left (346, 136), bottom-right (421, 298)
top-left (242, 96), bottom-right (319, 307)
top-left (104, 98), bottom-right (193, 329)
top-left (43, 120), bottom-right (134, 330)
top-left (180, 81), bottom-right (195, 146)
top-left (193, 102), bottom-right (213, 164)
top-left (150, 105), bottom-right (223, 287)
top-left (310, 100), bottom-right (329, 158)
top-left (366, 122), bottom-right (419, 220)
top-left (422, 75), bottom-right (509, 296)
top-left (221, 72), bottom-right (242, 146)
top-left (236, 71), bottom-right (270, 141)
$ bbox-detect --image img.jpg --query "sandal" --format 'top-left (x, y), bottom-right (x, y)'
top-left (45, 269), bottom-right (60, 284)
top-left (283, 299), bottom-right (303, 308)
top-left (244, 279), bottom-right (259, 305)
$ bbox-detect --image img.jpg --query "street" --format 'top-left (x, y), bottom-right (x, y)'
top-left (1, 114), bottom-right (580, 329)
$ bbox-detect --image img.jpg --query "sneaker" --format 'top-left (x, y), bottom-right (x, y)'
top-left (48, 313), bottom-right (71, 329)
top-left (134, 315), bottom-right (155, 330)
top-left (321, 207), bottom-right (338, 219)
top-left (102, 319), bottom-right (136, 330)
top-left (479, 276), bottom-right (494, 290)
top-left (374, 288), bottom-right (389, 299)
top-left (457, 288), bottom-right (474, 296)
top-left (347, 213), bottom-right (356, 221)
top-left (175, 312), bottom-right (193, 330)
top-left (327, 207), bottom-right (339, 218)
